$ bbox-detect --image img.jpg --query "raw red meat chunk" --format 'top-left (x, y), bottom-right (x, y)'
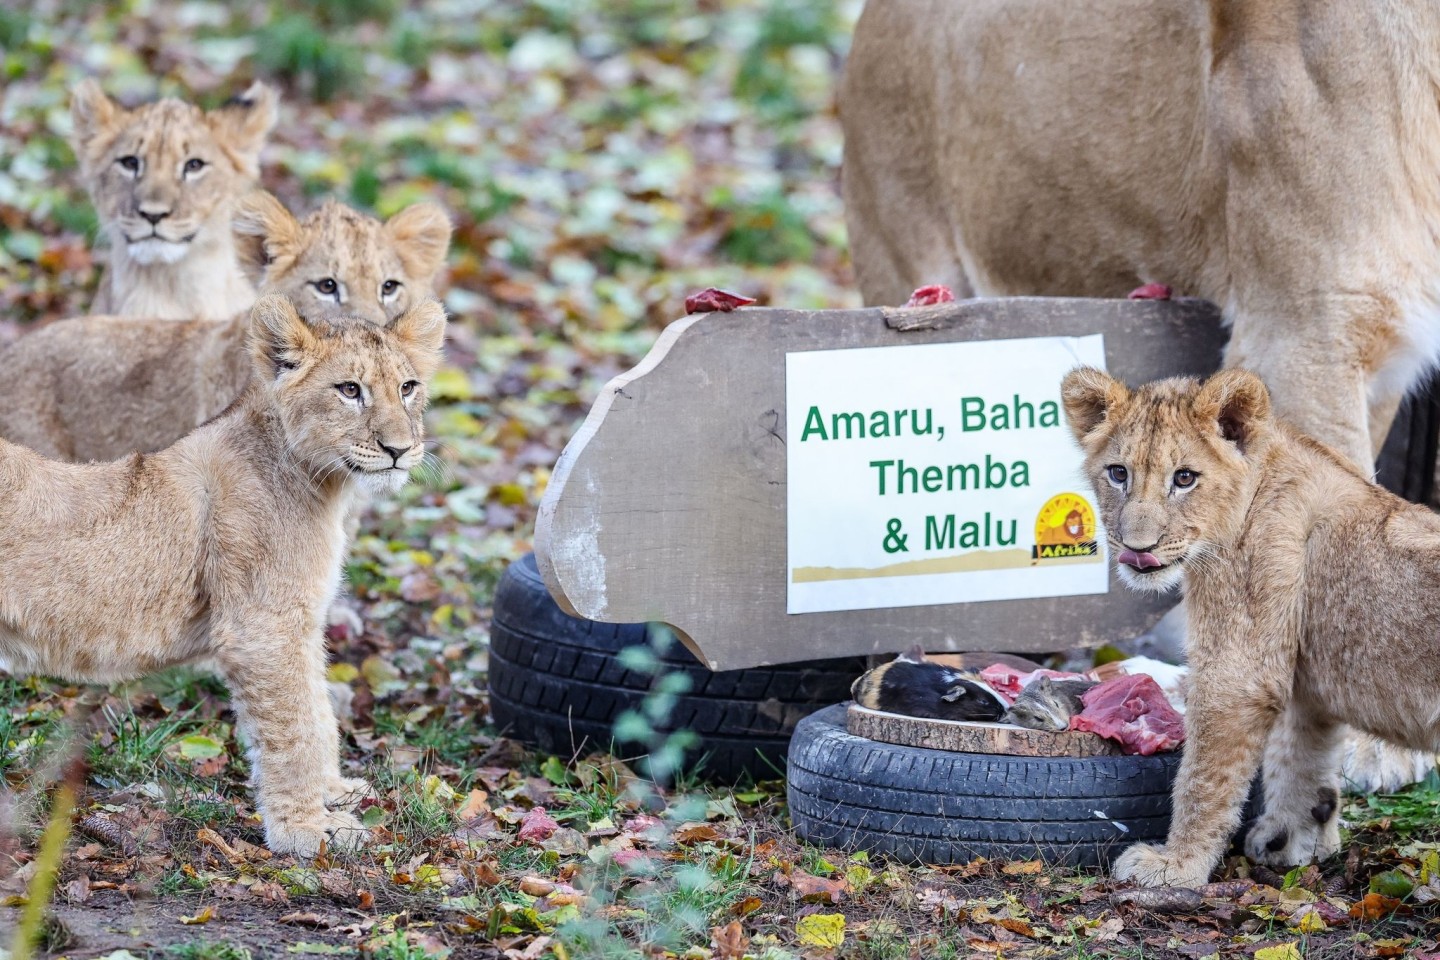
top-left (1070, 674), bottom-right (1185, 755)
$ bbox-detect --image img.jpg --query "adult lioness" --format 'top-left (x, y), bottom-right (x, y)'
top-left (71, 79), bottom-right (277, 321)
top-left (843, 0), bottom-right (1440, 471)
top-left (0, 191), bottom-right (451, 462)
top-left (1061, 366), bottom-right (1440, 887)
top-left (0, 294), bottom-right (446, 856)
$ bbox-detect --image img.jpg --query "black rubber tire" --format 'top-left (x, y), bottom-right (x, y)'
top-left (488, 554), bottom-right (868, 782)
top-left (788, 704), bottom-right (1182, 867)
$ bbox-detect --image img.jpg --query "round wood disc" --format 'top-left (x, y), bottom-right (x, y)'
top-left (846, 703), bottom-right (1121, 757)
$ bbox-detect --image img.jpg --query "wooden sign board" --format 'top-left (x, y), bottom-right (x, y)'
top-left (535, 297), bottom-right (1228, 671)
top-left (845, 704), bottom-right (1122, 758)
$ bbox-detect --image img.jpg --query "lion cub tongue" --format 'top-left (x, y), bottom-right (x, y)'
top-left (1117, 549), bottom-right (1163, 570)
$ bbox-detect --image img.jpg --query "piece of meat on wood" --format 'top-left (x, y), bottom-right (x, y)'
top-left (904, 284), bottom-right (957, 307)
top-left (684, 288), bottom-right (756, 314)
top-left (1069, 674), bottom-right (1185, 755)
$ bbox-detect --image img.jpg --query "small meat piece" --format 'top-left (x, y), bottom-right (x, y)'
top-left (978, 664), bottom-right (1091, 704)
top-left (1070, 674), bottom-right (1185, 755)
top-left (1127, 283), bottom-right (1173, 301)
top-left (1002, 676), bottom-right (1099, 731)
top-left (904, 284), bottom-right (957, 307)
top-left (851, 659), bottom-right (1006, 722)
top-left (684, 288), bottom-right (756, 314)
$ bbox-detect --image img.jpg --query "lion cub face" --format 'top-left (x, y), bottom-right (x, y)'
top-left (236, 193), bottom-right (452, 326)
top-left (1060, 368), bottom-right (1274, 593)
top-left (248, 295), bottom-right (447, 494)
top-left (70, 80), bottom-right (277, 266)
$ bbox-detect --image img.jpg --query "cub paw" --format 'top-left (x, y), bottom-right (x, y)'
top-left (1112, 843), bottom-right (1210, 888)
top-left (266, 808), bottom-right (368, 858)
top-left (1244, 808), bottom-right (1340, 868)
top-left (1340, 734), bottom-right (1435, 794)
top-left (325, 776), bottom-right (375, 811)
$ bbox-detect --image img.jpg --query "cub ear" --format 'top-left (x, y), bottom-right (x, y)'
top-left (896, 645), bottom-right (927, 664)
top-left (1197, 369), bottom-right (1272, 453)
top-left (247, 294), bottom-right (316, 378)
top-left (70, 79), bottom-right (126, 174)
top-left (233, 190), bottom-right (303, 279)
top-left (208, 81), bottom-right (279, 176)
top-left (1060, 366), bottom-right (1129, 446)
top-left (384, 203), bottom-right (453, 283)
top-left (388, 299), bottom-right (448, 380)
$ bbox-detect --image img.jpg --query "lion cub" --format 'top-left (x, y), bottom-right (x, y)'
top-left (0, 191), bottom-right (450, 462)
top-left (70, 80), bottom-right (277, 320)
top-left (1061, 366), bottom-right (1440, 888)
top-left (0, 294), bottom-right (445, 857)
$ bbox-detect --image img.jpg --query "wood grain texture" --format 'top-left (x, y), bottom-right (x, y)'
top-left (535, 297), bottom-right (1227, 670)
top-left (846, 704), bottom-right (1122, 757)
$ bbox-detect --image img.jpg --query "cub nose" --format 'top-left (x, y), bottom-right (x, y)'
top-left (1121, 540), bottom-right (1159, 553)
top-left (139, 209), bottom-right (170, 225)
top-left (378, 441), bottom-right (408, 466)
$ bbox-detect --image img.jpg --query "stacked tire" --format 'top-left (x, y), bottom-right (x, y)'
top-left (488, 553), bottom-right (868, 782)
top-left (787, 704), bottom-right (1183, 867)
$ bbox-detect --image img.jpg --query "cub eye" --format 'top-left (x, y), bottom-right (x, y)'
top-left (336, 382), bottom-right (362, 400)
top-left (183, 157), bottom-right (207, 175)
top-left (117, 155), bottom-right (141, 174)
top-left (1106, 465), bottom-right (1128, 486)
top-left (400, 379), bottom-right (419, 398)
top-left (1173, 469), bottom-right (1197, 488)
top-left (312, 278), bottom-right (340, 299)
top-left (381, 279), bottom-right (402, 298)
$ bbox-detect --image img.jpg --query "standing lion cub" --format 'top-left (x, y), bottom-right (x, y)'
top-left (1062, 366), bottom-right (1440, 887)
top-left (71, 79), bottom-right (277, 321)
top-left (0, 294), bottom-right (445, 856)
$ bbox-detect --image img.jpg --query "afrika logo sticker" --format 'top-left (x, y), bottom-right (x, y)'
top-left (1032, 492), bottom-right (1099, 561)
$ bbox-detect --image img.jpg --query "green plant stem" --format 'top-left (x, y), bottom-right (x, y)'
top-left (10, 779), bottom-right (77, 960)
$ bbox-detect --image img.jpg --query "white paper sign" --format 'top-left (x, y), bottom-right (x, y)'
top-left (785, 335), bottom-right (1110, 614)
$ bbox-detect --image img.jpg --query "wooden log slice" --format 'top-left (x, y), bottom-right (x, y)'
top-left (846, 703), bottom-right (1121, 757)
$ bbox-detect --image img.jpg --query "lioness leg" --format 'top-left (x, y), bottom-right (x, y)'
top-left (216, 627), bottom-right (369, 858)
top-left (1245, 697), bottom-right (1343, 867)
top-left (1114, 670), bottom-right (1277, 887)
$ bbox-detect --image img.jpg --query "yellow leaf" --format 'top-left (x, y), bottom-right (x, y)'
top-left (796, 912), bottom-right (846, 949)
top-left (1423, 850), bottom-right (1439, 885)
top-left (1001, 860), bottom-right (1044, 875)
top-left (1254, 945), bottom-right (1303, 960)
top-left (180, 905), bottom-right (216, 925)
top-left (327, 663), bottom-right (359, 684)
top-left (1291, 909), bottom-right (1326, 933)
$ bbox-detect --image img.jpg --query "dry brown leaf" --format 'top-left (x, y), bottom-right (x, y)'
top-left (1349, 893), bottom-right (1407, 921)
top-left (472, 860), bottom-right (504, 887)
top-left (457, 789), bottom-right (490, 821)
top-left (733, 896), bottom-right (763, 917)
top-left (710, 920), bottom-right (750, 958)
top-left (357, 889), bottom-right (374, 910)
top-left (62, 876), bottom-right (90, 903)
top-left (520, 876), bottom-right (557, 896)
top-left (1000, 860), bottom-right (1044, 876)
top-left (674, 823), bottom-right (720, 845)
top-left (279, 911), bottom-right (334, 927)
top-left (789, 870), bottom-right (849, 904)
top-left (995, 917), bottom-right (1035, 938)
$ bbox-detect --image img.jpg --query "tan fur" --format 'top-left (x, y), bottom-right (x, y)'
top-left (1062, 367), bottom-right (1440, 887)
top-left (0, 294), bottom-right (446, 856)
top-left (843, 0), bottom-right (1440, 471)
top-left (0, 193), bottom-right (451, 462)
top-left (71, 80), bottom-right (278, 321)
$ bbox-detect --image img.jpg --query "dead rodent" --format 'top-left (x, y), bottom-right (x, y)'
top-left (850, 653), bottom-right (1006, 722)
top-left (1002, 676), bottom-right (1098, 731)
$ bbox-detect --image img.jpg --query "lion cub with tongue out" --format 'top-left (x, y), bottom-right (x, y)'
top-left (1061, 366), bottom-right (1440, 888)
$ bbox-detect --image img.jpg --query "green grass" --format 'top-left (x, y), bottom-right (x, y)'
top-left (158, 942), bottom-right (254, 960)
top-left (87, 703), bottom-right (198, 787)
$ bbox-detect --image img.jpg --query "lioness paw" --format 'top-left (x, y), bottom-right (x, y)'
top-left (1244, 810), bottom-right (1341, 868)
top-left (266, 809), bottom-right (368, 858)
top-left (326, 776), bottom-right (375, 811)
top-left (1112, 843), bottom-right (1210, 888)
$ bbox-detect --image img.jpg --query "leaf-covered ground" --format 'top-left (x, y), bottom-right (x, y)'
top-left (4, 1), bottom-right (1440, 958)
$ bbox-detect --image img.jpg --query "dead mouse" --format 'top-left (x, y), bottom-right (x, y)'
top-left (1001, 676), bottom-right (1098, 731)
top-left (851, 650), bottom-right (1007, 722)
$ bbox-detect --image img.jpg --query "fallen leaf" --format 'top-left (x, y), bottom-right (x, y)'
top-left (180, 905), bottom-right (216, 925)
top-left (1349, 892), bottom-right (1406, 920)
top-left (279, 912), bottom-right (334, 927)
top-left (1253, 945), bottom-right (1302, 960)
top-left (517, 806), bottom-right (559, 843)
top-left (710, 920), bottom-right (749, 959)
top-left (796, 912), bottom-right (846, 949)
top-left (674, 823), bottom-right (720, 844)
top-left (789, 870), bottom-right (849, 904)
top-left (1000, 860), bottom-right (1044, 876)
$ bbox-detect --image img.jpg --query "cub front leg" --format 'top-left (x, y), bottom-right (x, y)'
top-left (1114, 669), bottom-right (1279, 888)
top-left (1245, 697), bottom-right (1343, 868)
top-left (217, 624), bottom-right (370, 858)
